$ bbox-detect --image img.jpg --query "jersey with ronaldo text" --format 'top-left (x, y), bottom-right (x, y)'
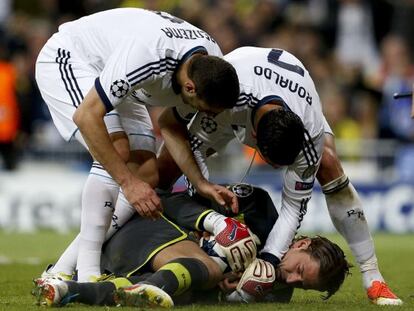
top-left (186, 47), bottom-right (326, 261)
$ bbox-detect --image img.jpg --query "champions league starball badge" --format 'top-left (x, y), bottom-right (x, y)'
top-left (110, 79), bottom-right (130, 98)
top-left (231, 183), bottom-right (254, 198)
top-left (200, 116), bottom-right (218, 134)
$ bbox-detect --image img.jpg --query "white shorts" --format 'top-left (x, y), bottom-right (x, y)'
top-left (35, 32), bottom-right (155, 152)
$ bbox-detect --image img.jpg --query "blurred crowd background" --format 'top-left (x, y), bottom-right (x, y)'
top-left (1, 0), bottom-right (414, 183)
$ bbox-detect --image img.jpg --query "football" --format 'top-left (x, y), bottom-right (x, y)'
top-left (199, 235), bottom-right (231, 273)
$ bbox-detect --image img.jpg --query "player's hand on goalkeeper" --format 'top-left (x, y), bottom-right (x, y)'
top-left (195, 180), bottom-right (239, 213)
top-left (233, 258), bottom-right (276, 302)
top-left (122, 178), bottom-right (162, 219)
top-left (214, 218), bottom-right (260, 272)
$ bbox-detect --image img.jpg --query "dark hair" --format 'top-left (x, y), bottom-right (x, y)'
top-left (256, 109), bottom-right (305, 166)
top-left (296, 235), bottom-right (351, 299)
top-left (187, 54), bottom-right (239, 109)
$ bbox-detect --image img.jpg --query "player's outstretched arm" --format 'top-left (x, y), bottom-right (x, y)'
top-left (159, 107), bottom-right (238, 212)
top-left (73, 87), bottom-right (161, 218)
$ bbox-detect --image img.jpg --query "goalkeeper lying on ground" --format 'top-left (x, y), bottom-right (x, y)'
top-left (33, 184), bottom-right (350, 308)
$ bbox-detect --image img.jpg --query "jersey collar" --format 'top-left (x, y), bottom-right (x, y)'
top-left (250, 95), bottom-right (290, 128)
top-left (180, 46), bottom-right (208, 64)
top-left (172, 46), bottom-right (208, 94)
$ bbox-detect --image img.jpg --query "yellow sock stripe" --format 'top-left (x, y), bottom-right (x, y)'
top-left (195, 209), bottom-right (215, 231)
top-left (126, 213), bottom-right (188, 277)
top-left (109, 277), bottom-right (133, 289)
top-left (89, 273), bottom-right (113, 282)
top-left (159, 263), bottom-right (191, 296)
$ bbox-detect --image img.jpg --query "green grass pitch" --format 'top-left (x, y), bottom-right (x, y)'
top-left (0, 231), bottom-right (413, 310)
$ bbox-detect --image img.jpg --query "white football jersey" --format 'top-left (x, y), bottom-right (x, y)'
top-left (187, 47), bottom-right (326, 260)
top-left (57, 8), bottom-right (222, 112)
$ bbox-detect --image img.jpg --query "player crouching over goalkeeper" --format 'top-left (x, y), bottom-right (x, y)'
top-left (33, 185), bottom-right (350, 307)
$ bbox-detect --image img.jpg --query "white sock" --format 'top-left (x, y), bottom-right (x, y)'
top-left (51, 191), bottom-right (135, 277)
top-left (203, 212), bottom-right (227, 235)
top-left (323, 175), bottom-right (384, 289)
top-left (51, 192), bottom-right (135, 276)
top-left (50, 234), bottom-right (79, 275)
top-left (105, 190), bottom-right (136, 239)
top-left (77, 163), bottom-right (119, 282)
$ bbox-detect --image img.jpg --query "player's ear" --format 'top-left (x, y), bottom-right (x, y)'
top-left (290, 238), bottom-right (311, 250)
top-left (183, 80), bottom-right (196, 95)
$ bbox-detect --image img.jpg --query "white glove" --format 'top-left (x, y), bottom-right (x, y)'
top-left (214, 218), bottom-right (260, 272)
top-left (235, 258), bottom-right (276, 301)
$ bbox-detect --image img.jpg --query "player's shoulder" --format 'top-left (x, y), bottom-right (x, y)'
top-left (225, 47), bottom-right (304, 69)
top-left (146, 11), bottom-right (221, 57)
top-left (225, 46), bottom-right (270, 62)
top-left (224, 46), bottom-right (277, 81)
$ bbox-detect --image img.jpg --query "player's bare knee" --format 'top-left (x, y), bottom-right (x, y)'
top-left (205, 258), bottom-right (223, 285)
top-left (128, 150), bottom-right (159, 187)
top-left (155, 241), bottom-right (223, 287)
top-left (146, 172), bottom-right (159, 188)
top-left (135, 168), bottom-right (158, 188)
top-left (191, 253), bottom-right (223, 286)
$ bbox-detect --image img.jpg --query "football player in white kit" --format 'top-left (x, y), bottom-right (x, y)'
top-left (35, 8), bottom-right (240, 282)
top-left (158, 46), bottom-right (402, 305)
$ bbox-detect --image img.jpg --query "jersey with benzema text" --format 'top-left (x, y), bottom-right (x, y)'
top-left (57, 8), bottom-right (222, 113)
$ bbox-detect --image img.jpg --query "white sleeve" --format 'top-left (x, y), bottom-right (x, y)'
top-left (95, 39), bottom-right (176, 111)
top-left (260, 132), bottom-right (324, 260)
top-left (188, 111), bottom-right (236, 160)
top-left (185, 111), bottom-right (236, 192)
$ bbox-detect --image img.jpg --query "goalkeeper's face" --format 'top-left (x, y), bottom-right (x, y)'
top-left (276, 238), bottom-right (321, 290)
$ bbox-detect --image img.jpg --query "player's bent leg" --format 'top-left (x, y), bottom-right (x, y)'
top-left (107, 149), bottom-right (158, 238)
top-left (106, 193), bottom-right (135, 238)
top-left (117, 99), bottom-right (158, 188)
top-left (51, 169), bottom-right (118, 283)
top-left (128, 150), bottom-right (158, 188)
top-left (42, 130), bottom-right (129, 281)
top-left (152, 240), bottom-right (223, 289)
top-left (76, 167), bottom-right (119, 282)
top-left (47, 138), bottom-right (158, 279)
top-left (76, 131), bottom-right (129, 282)
top-left (146, 257), bottom-right (210, 297)
top-left (156, 143), bottom-right (182, 190)
top-left (115, 254), bottom-right (212, 308)
top-left (318, 134), bottom-right (402, 305)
